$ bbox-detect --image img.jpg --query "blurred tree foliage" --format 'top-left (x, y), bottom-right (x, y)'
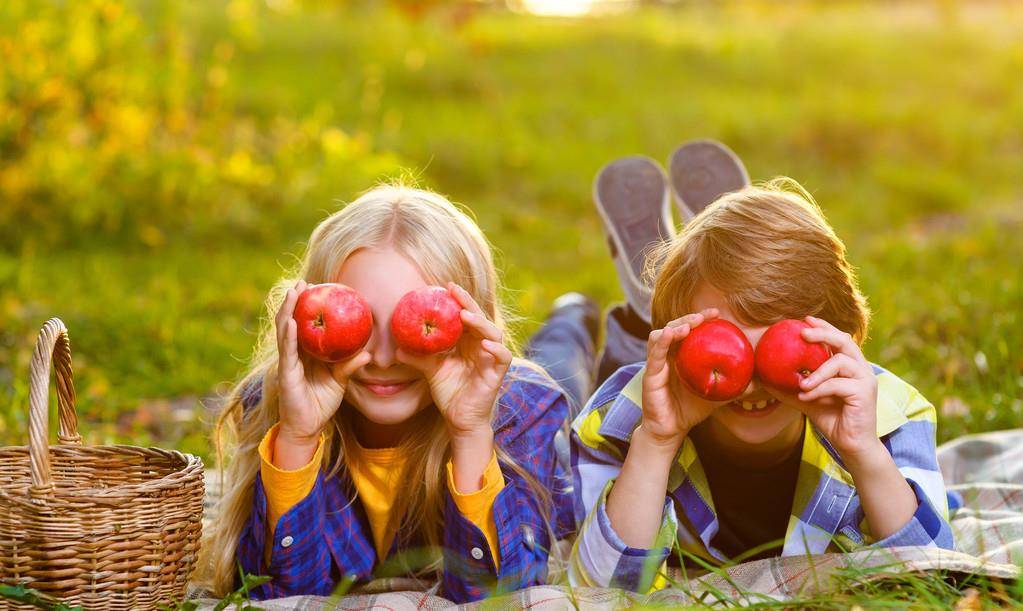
top-left (0, 0), bottom-right (401, 251)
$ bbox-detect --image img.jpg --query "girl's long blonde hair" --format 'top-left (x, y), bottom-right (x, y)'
top-left (196, 185), bottom-right (553, 595)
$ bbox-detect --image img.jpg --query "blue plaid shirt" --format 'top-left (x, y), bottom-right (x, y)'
top-left (235, 361), bottom-right (570, 602)
top-left (569, 363), bottom-right (955, 592)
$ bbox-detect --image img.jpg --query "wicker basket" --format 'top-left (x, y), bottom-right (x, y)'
top-left (0, 318), bottom-right (205, 610)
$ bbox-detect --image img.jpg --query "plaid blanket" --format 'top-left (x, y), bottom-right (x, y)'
top-left (190, 429), bottom-right (1023, 609)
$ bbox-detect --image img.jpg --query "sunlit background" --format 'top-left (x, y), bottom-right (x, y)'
top-left (1, 0), bottom-right (1021, 459)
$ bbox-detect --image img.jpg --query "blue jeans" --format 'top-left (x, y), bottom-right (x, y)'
top-left (525, 303), bottom-right (647, 421)
top-left (525, 302), bottom-right (648, 537)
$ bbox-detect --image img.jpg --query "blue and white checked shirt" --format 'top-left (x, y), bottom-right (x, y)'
top-left (235, 361), bottom-right (570, 602)
top-left (569, 363), bottom-right (954, 592)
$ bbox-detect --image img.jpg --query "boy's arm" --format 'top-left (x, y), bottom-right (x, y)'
top-left (568, 397), bottom-right (678, 592)
top-left (844, 439), bottom-right (920, 539)
top-left (857, 382), bottom-right (953, 548)
top-left (605, 426), bottom-right (682, 548)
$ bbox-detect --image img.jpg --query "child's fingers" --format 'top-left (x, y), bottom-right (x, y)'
top-left (275, 286), bottom-right (299, 345)
top-left (801, 319), bottom-right (863, 364)
top-left (448, 282), bottom-right (485, 316)
top-left (665, 313), bottom-right (701, 329)
top-left (647, 324), bottom-right (686, 374)
top-left (331, 350), bottom-right (372, 384)
top-left (461, 309), bottom-right (502, 343)
top-left (277, 319), bottom-right (303, 380)
top-left (798, 378), bottom-right (858, 403)
top-left (480, 339), bottom-right (513, 367)
top-left (799, 353), bottom-right (862, 390)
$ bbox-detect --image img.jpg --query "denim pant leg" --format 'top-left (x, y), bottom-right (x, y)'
top-left (596, 303), bottom-right (650, 387)
top-left (525, 309), bottom-right (597, 537)
top-left (524, 310), bottom-right (597, 420)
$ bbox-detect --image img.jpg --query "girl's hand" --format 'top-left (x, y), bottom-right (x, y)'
top-left (274, 280), bottom-right (371, 446)
top-left (397, 282), bottom-right (512, 441)
top-left (641, 309), bottom-right (722, 448)
top-left (795, 316), bottom-right (880, 459)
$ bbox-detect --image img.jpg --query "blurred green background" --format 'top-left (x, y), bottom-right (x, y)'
top-left (1, 0), bottom-right (1021, 461)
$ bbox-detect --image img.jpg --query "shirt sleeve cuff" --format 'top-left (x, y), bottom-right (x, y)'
top-left (870, 478), bottom-right (955, 549)
top-left (258, 422), bottom-right (324, 536)
top-left (446, 451), bottom-right (506, 568)
top-left (569, 480), bottom-right (677, 592)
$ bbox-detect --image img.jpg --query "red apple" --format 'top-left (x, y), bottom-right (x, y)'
top-left (391, 286), bottom-right (463, 354)
top-left (293, 283), bottom-right (373, 362)
top-left (674, 319), bottom-right (755, 401)
top-left (754, 319), bottom-right (830, 393)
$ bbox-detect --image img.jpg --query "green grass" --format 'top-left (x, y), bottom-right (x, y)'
top-left (3, 1), bottom-right (1020, 456)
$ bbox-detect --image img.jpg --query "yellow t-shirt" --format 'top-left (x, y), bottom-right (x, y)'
top-left (258, 423), bottom-right (505, 568)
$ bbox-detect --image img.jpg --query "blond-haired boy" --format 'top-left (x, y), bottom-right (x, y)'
top-left (568, 179), bottom-right (953, 591)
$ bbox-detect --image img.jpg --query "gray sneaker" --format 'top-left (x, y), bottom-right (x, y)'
top-left (593, 156), bottom-right (673, 325)
top-left (668, 139), bottom-right (750, 221)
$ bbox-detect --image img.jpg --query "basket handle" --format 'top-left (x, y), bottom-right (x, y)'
top-left (28, 317), bottom-right (81, 497)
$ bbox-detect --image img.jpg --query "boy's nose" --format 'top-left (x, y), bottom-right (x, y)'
top-left (738, 376), bottom-right (762, 398)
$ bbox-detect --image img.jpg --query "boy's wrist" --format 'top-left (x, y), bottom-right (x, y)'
top-left (840, 438), bottom-right (890, 478)
top-left (633, 425), bottom-right (685, 459)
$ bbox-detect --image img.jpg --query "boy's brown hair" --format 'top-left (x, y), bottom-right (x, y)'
top-left (650, 177), bottom-right (870, 342)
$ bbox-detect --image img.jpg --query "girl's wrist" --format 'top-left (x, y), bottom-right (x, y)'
top-left (277, 423), bottom-right (322, 448)
top-left (448, 426), bottom-right (495, 494)
top-left (449, 424), bottom-right (494, 454)
top-left (273, 425), bottom-right (321, 470)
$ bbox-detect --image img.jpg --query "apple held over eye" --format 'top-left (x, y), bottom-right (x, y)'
top-left (391, 286), bottom-right (464, 354)
top-left (674, 319), bottom-right (755, 401)
top-left (754, 319), bottom-right (830, 393)
top-left (293, 283), bottom-right (373, 362)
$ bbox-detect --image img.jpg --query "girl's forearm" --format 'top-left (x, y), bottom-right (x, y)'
top-left (606, 425), bottom-right (682, 549)
top-left (450, 427), bottom-right (496, 493)
top-left (844, 439), bottom-right (918, 540)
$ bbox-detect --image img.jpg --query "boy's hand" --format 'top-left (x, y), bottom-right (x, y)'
top-left (794, 316), bottom-right (880, 459)
top-left (396, 282), bottom-right (511, 442)
top-left (641, 309), bottom-right (721, 448)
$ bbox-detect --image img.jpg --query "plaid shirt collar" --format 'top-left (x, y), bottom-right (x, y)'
top-left (595, 366), bottom-right (911, 560)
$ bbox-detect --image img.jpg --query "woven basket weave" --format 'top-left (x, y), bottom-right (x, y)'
top-left (0, 318), bottom-right (205, 610)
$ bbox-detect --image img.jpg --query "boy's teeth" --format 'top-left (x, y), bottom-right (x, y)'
top-left (740, 399), bottom-right (772, 411)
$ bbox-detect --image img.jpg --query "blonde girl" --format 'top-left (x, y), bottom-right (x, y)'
top-left (198, 186), bottom-right (567, 602)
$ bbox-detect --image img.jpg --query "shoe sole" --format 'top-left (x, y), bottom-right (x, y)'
top-left (593, 155), bottom-right (672, 323)
top-left (668, 139), bottom-right (750, 221)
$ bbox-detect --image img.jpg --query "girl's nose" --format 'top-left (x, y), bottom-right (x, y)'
top-left (366, 323), bottom-right (397, 369)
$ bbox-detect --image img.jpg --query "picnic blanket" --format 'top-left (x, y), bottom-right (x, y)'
top-left (189, 429), bottom-right (1023, 609)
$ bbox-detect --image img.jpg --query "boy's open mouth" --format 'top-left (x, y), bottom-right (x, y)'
top-left (728, 397), bottom-right (781, 417)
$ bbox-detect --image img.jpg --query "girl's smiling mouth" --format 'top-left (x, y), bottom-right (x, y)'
top-left (356, 378), bottom-right (417, 396)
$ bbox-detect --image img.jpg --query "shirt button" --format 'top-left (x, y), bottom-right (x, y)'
top-left (522, 525), bottom-right (536, 551)
top-left (470, 547), bottom-right (484, 560)
top-left (281, 535), bottom-right (294, 548)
